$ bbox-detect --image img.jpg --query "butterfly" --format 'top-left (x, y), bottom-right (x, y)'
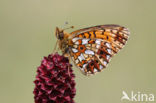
top-left (54, 24), bottom-right (130, 75)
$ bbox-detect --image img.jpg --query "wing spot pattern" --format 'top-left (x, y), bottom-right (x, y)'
top-left (68, 25), bottom-right (130, 75)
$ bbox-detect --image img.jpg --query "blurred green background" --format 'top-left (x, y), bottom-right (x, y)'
top-left (0, 0), bottom-right (156, 103)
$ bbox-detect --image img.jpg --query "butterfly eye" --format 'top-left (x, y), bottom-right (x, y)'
top-left (58, 32), bottom-right (64, 40)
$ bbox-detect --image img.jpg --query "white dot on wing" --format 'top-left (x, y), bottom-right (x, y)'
top-left (107, 49), bottom-right (112, 54)
top-left (106, 43), bottom-right (111, 48)
top-left (103, 61), bottom-right (107, 66)
top-left (96, 44), bottom-right (100, 48)
top-left (100, 65), bottom-right (103, 70)
top-left (83, 64), bottom-right (87, 68)
top-left (82, 39), bottom-right (89, 44)
top-left (85, 50), bottom-right (94, 55)
top-left (94, 68), bottom-right (97, 72)
top-left (75, 41), bottom-right (79, 45)
top-left (72, 48), bottom-right (78, 53)
top-left (72, 38), bottom-right (79, 42)
top-left (106, 55), bottom-right (110, 60)
top-left (78, 53), bottom-right (85, 62)
top-left (95, 39), bottom-right (101, 44)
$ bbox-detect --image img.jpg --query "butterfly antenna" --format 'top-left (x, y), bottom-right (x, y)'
top-left (63, 26), bottom-right (74, 31)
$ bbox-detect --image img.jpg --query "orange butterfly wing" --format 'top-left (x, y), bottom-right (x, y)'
top-left (69, 25), bottom-right (130, 75)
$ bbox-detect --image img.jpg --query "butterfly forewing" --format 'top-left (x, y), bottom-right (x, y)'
top-left (69, 25), bottom-right (130, 75)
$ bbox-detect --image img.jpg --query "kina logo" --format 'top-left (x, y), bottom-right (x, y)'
top-left (121, 91), bottom-right (154, 102)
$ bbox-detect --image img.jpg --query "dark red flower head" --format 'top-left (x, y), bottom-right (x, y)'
top-left (33, 53), bottom-right (76, 103)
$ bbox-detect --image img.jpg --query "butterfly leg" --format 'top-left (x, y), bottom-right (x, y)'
top-left (62, 52), bottom-right (72, 77)
top-left (67, 58), bottom-right (71, 77)
top-left (53, 40), bottom-right (59, 53)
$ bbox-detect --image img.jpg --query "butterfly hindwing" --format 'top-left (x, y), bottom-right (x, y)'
top-left (69, 38), bottom-right (112, 75)
top-left (69, 38), bottom-right (104, 75)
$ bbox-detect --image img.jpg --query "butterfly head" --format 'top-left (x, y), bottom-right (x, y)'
top-left (55, 26), bottom-right (74, 40)
top-left (55, 27), bottom-right (65, 40)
